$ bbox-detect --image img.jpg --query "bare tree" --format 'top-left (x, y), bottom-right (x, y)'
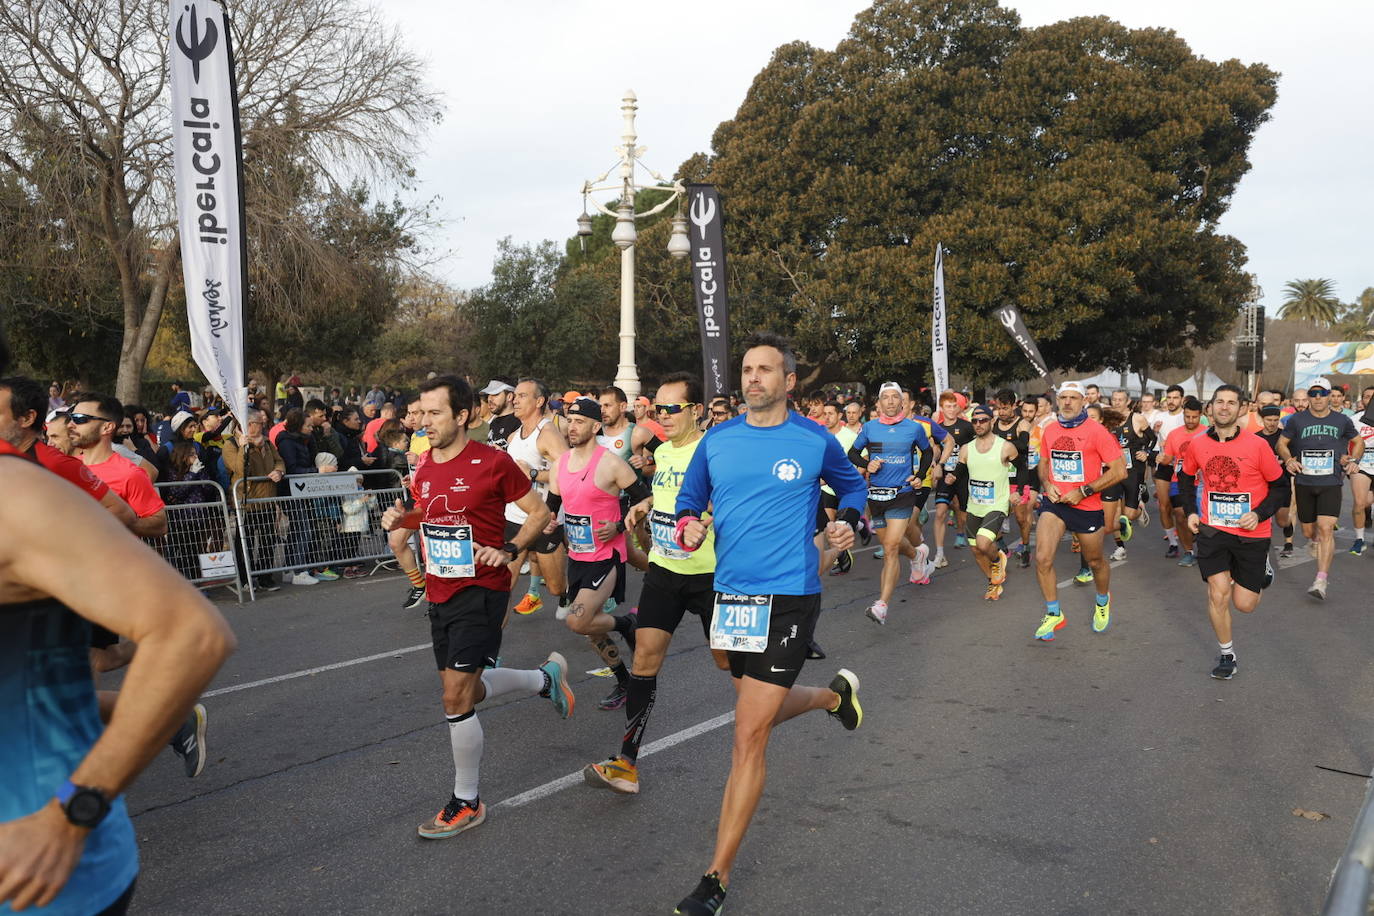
top-left (0, 0), bottom-right (440, 402)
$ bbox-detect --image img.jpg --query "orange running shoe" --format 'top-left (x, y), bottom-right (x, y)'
top-left (513, 593), bottom-right (543, 615)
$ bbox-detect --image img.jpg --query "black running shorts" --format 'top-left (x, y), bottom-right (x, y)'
top-left (965, 510), bottom-right (1007, 541)
top-left (1194, 526), bottom-right (1271, 594)
top-left (1293, 484), bottom-right (1342, 524)
top-left (429, 586), bottom-right (506, 672)
top-left (1153, 462), bottom-right (1175, 483)
top-left (1100, 483), bottom-right (1123, 503)
top-left (1037, 498), bottom-right (1105, 534)
top-left (819, 490), bottom-right (839, 512)
top-left (635, 563), bottom-right (713, 638)
top-left (567, 552), bottom-right (626, 605)
top-left (725, 593), bottom-right (822, 689)
top-left (505, 519), bottom-right (563, 555)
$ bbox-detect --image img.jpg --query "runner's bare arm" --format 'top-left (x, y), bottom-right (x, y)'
top-left (99, 488), bottom-right (138, 529)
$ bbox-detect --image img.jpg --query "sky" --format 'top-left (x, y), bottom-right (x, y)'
top-left (381, 0), bottom-right (1373, 317)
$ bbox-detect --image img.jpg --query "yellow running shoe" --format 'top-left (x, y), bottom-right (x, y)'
top-left (984, 582), bottom-right (1003, 601)
top-left (1092, 594), bottom-right (1111, 633)
top-left (583, 757), bottom-right (639, 795)
top-left (990, 550), bottom-right (1007, 585)
top-left (513, 593), bottom-right (542, 615)
top-left (1035, 613), bottom-right (1066, 641)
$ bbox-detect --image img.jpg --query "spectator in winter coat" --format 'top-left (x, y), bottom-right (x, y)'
top-left (305, 399), bottom-right (343, 461)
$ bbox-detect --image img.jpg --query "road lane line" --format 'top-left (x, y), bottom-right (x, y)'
top-left (495, 711), bottom-right (737, 809)
top-left (201, 644), bottom-right (431, 698)
top-left (1056, 558), bottom-right (1126, 588)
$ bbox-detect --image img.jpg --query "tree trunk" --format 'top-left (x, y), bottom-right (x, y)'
top-left (114, 236), bottom-right (180, 404)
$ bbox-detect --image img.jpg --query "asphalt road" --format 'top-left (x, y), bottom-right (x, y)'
top-left (116, 518), bottom-right (1374, 915)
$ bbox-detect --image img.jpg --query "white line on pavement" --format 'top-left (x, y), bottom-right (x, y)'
top-left (495, 711), bottom-right (737, 810)
top-left (1056, 558), bottom-right (1127, 589)
top-left (201, 644), bottom-right (431, 698)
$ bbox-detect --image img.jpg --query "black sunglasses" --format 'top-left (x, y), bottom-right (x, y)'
top-left (68, 412), bottom-right (113, 425)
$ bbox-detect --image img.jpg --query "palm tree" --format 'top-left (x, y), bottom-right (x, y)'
top-left (1279, 279), bottom-right (1340, 325)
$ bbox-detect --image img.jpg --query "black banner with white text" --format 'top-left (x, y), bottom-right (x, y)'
top-left (995, 305), bottom-right (1052, 382)
top-left (685, 184), bottom-right (731, 400)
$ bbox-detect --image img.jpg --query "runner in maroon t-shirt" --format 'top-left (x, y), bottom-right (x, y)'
top-left (1033, 381), bottom-right (1126, 642)
top-left (1177, 385), bottom-right (1285, 680)
top-left (381, 374), bottom-right (575, 842)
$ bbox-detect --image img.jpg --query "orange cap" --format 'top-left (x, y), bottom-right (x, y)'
top-left (562, 390), bottom-right (581, 402)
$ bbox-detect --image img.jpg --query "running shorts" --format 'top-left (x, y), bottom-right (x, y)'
top-left (1153, 462), bottom-right (1174, 483)
top-left (505, 520), bottom-right (563, 554)
top-left (636, 564), bottom-right (713, 638)
top-left (933, 474), bottom-right (968, 507)
top-left (724, 593), bottom-right (822, 689)
top-left (429, 586), bottom-right (506, 671)
top-left (567, 551), bottom-right (627, 605)
top-left (1294, 484), bottom-right (1342, 524)
top-left (819, 490), bottom-right (839, 512)
top-left (1194, 526), bottom-right (1271, 594)
top-left (869, 488), bottom-right (918, 528)
top-left (965, 510), bottom-right (1007, 542)
top-left (1038, 498), bottom-right (1105, 534)
top-left (1100, 483), bottom-right (1123, 503)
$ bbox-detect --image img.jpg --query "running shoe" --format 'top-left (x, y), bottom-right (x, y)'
top-left (314, 568), bottom-right (340, 581)
top-left (1071, 536), bottom-right (1081, 554)
top-left (169, 703), bottom-right (208, 778)
top-left (1073, 567), bottom-right (1093, 586)
top-left (418, 795), bottom-right (485, 839)
top-left (342, 565), bottom-right (368, 579)
top-left (1110, 545), bottom-right (1127, 561)
top-left (539, 652), bottom-right (575, 719)
top-left (859, 518), bottom-right (873, 546)
top-left (865, 600), bottom-right (888, 625)
top-left (1210, 654), bottom-right (1238, 680)
top-left (933, 553), bottom-right (948, 569)
top-left (830, 550), bottom-right (854, 575)
top-left (989, 550), bottom-right (1007, 586)
top-left (597, 683), bottom-right (628, 711)
top-left (1261, 555), bottom-right (1276, 590)
top-left (1137, 505), bottom-right (1150, 528)
top-left (676, 873), bottom-right (727, 916)
top-left (402, 585), bottom-right (426, 609)
top-left (291, 572), bottom-right (319, 586)
top-left (1118, 516), bottom-right (1133, 543)
top-left (1178, 551), bottom-right (1196, 568)
top-left (1279, 543), bottom-right (1293, 560)
top-left (1092, 594), bottom-right (1110, 633)
top-left (874, 546), bottom-right (886, 559)
top-left (1351, 538), bottom-right (1366, 556)
top-left (254, 576), bottom-right (281, 592)
top-left (1034, 613), bottom-right (1066, 641)
top-left (954, 534), bottom-right (968, 549)
top-left (583, 757), bottom-right (639, 795)
top-left (806, 639), bottom-right (826, 660)
top-left (984, 582), bottom-right (1003, 601)
top-left (827, 669), bottom-right (862, 730)
top-left (909, 544), bottom-right (931, 585)
top-left (919, 507), bottom-right (930, 526)
top-left (1308, 577), bottom-right (1327, 601)
top-left (1018, 551), bottom-right (1030, 569)
top-left (1164, 544), bottom-right (1179, 559)
top-left (513, 592), bottom-right (542, 615)
top-left (555, 601), bottom-right (570, 621)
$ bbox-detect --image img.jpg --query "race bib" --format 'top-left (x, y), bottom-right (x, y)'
top-left (868, 486), bottom-right (898, 502)
top-left (421, 523), bottom-right (474, 578)
top-left (1207, 491), bottom-right (1251, 528)
top-left (564, 513), bottom-right (596, 554)
top-left (1051, 449), bottom-right (1085, 484)
top-left (1301, 449), bottom-right (1334, 476)
top-left (1123, 448), bottom-right (1133, 469)
top-left (1027, 449), bottom-right (1040, 470)
top-left (969, 478), bottom-right (995, 504)
top-left (710, 593), bottom-right (773, 653)
top-left (1361, 448), bottom-right (1374, 473)
top-left (649, 509), bottom-right (689, 560)
top-left (943, 454), bottom-right (958, 471)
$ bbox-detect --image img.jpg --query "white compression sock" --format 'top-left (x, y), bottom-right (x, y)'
top-left (1219, 640), bottom-right (1234, 658)
top-left (447, 710), bottom-right (483, 801)
top-left (480, 667), bottom-right (543, 702)
top-left (1165, 528), bottom-right (1179, 546)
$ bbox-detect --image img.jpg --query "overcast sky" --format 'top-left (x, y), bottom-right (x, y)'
top-left (382, 0), bottom-right (1372, 316)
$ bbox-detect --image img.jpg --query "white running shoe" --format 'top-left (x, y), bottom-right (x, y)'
top-left (865, 601), bottom-right (888, 625)
top-left (910, 544), bottom-right (931, 584)
top-left (291, 572), bottom-right (319, 586)
top-left (555, 603), bottom-right (570, 621)
top-left (933, 553), bottom-right (949, 569)
top-left (1137, 506), bottom-right (1150, 528)
top-left (1308, 577), bottom-right (1326, 600)
top-left (1111, 545), bottom-right (1127, 561)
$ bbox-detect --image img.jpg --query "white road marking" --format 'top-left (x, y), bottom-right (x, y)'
top-left (201, 644), bottom-right (431, 698)
top-left (1056, 558), bottom-right (1127, 588)
top-left (495, 711), bottom-right (737, 809)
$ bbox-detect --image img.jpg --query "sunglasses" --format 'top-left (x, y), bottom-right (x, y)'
top-left (1308, 388), bottom-right (1330, 397)
top-left (655, 402), bottom-right (696, 415)
top-left (67, 412), bottom-right (113, 425)
top-left (972, 416), bottom-right (992, 423)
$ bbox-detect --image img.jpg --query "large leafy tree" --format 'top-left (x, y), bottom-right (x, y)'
top-left (1332, 287), bottom-right (1374, 341)
top-left (1279, 279), bottom-right (1340, 326)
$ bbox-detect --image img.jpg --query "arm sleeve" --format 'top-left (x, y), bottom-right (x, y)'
top-left (847, 427), bottom-right (869, 469)
top-left (912, 428), bottom-right (933, 483)
top-left (822, 431), bottom-right (868, 515)
top-left (1012, 428), bottom-right (1029, 458)
top-left (1175, 470), bottom-right (1197, 517)
top-left (675, 431), bottom-right (712, 518)
top-left (1251, 439), bottom-right (1286, 522)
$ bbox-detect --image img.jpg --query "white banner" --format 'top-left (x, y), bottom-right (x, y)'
top-left (932, 243), bottom-right (949, 395)
top-left (288, 475), bottom-right (362, 498)
top-left (1292, 341), bottom-right (1374, 391)
top-left (170, 0), bottom-right (248, 431)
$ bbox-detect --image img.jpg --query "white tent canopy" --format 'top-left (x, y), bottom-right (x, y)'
top-left (1067, 369), bottom-right (1168, 397)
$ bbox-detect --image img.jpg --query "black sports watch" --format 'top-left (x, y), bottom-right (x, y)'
top-left (528, 467), bottom-right (539, 482)
top-left (56, 781), bottom-right (111, 829)
top-left (1080, 483), bottom-right (1096, 497)
top-left (501, 541), bottom-right (521, 561)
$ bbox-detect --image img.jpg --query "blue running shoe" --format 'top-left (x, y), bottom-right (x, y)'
top-left (539, 652), bottom-right (575, 719)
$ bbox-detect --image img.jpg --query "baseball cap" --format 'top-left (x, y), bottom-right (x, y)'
top-left (1308, 377), bottom-right (1332, 394)
top-left (635, 396), bottom-right (652, 408)
top-left (1057, 381), bottom-right (1086, 397)
top-left (1258, 405), bottom-right (1282, 417)
top-left (170, 410), bottom-right (196, 433)
top-left (562, 390), bottom-right (581, 402)
top-left (45, 408), bottom-right (70, 424)
top-left (478, 380), bottom-right (514, 396)
top-left (878, 381), bottom-right (903, 395)
top-left (971, 404), bottom-right (994, 420)
top-left (566, 397), bottom-right (602, 422)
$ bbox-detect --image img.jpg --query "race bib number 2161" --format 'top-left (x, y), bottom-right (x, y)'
top-left (710, 593), bottom-right (772, 654)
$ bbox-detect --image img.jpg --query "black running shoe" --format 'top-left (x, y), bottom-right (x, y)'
top-left (1279, 543), bottom-right (1293, 560)
top-left (1210, 654), bottom-right (1237, 680)
top-left (1261, 555), bottom-right (1275, 590)
top-left (169, 703), bottom-right (208, 777)
top-left (676, 872), bottom-right (727, 916)
top-left (830, 550), bottom-right (853, 576)
top-left (254, 577), bottom-right (281, 592)
top-left (402, 585), bottom-right (426, 610)
top-left (806, 639), bottom-right (826, 660)
top-left (597, 683), bottom-right (628, 711)
top-left (1165, 544), bottom-right (1180, 559)
top-left (1017, 551), bottom-right (1030, 569)
top-left (859, 519), bottom-right (872, 547)
top-left (827, 669), bottom-right (862, 730)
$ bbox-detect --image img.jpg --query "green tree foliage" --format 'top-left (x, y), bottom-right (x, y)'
top-left (1279, 278), bottom-right (1341, 327)
top-left (1331, 287), bottom-right (1374, 341)
top-left (588, 0), bottom-right (1278, 387)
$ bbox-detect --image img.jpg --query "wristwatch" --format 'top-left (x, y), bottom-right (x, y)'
top-left (1080, 483), bottom-right (1096, 497)
top-left (528, 468), bottom-right (539, 482)
top-left (56, 781), bottom-right (111, 829)
top-left (501, 541), bottom-right (521, 561)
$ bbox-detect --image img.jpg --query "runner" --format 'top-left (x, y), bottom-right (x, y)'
top-left (547, 397), bottom-right (652, 712)
top-left (991, 390), bottom-right (1034, 562)
top-left (1175, 385), bottom-right (1284, 678)
top-left (931, 390), bottom-right (973, 567)
top-left (672, 332), bottom-right (865, 915)
top-left (67, 393), bottom-right (168, 539)
top-left (1351, 395), bottom-right (1374, 556)
top-left (959, 405), bottom-right (1018, 600)
top-left (847, 382), bottom-right (936, 623)
top-left (1148, 385), bottom-right (1187, 556)
top-left (1100, 404), bottom-right (1152, 562)
top-left (820, 400), bottom-right (860, 575)
top-left (598, 385), bottom-right (658, 571)
top-left (1277, 377), bottom-right (1363, 599)
top-left (380, 375), bottom-right (575, 839)
top-left (1032, 381), bottom-right (1126, 641)
top-left (1013, 399), bottom-right (1044, 568)
top-left (505, 378), bottom-right (569, 617)
top-left (481, 378), bottom-right (520, 451)
top-left (1254, 405), bottom-right (1296, 556)
top-left (1158, 398), bottom-right (1206, 567)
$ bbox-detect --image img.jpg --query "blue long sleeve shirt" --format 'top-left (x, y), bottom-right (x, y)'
top-left (676, 412), bottom-right (866, 596)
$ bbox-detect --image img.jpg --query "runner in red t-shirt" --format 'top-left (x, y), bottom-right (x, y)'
top-left (380, 375), bottom-right (575, 841)
top-left (1033, 381), bottom-right (1126, 642)
top-left (1158, 401), bottom-right (1206, 565)
top-left (1176, 384), bottom-right (1285, 680)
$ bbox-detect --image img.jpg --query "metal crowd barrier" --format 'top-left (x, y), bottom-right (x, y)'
top-left (1322, 771), bottom-right (1374, 915)
top-left (233, 469), bottom-right (407, 601)
top-left (142, 479), bottom-right (243, 603)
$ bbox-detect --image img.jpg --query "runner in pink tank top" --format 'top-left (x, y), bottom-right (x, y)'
top-left (558, 446), bottom-right (626, 562)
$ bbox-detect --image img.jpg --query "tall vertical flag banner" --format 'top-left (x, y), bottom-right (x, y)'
top-left (685, 184), bottom-right (732, 400)
top-left (170, 0), bottom-right (248, 429)
top-left (931, 244), bottom-right (950, 395)
top-left (995, 305), bottom-right (1053, 382)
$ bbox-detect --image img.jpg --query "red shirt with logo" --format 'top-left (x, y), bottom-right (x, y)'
top-left (1038, 418), bottom-right (1121, 511)
top-left (410, 440), bottom-right (531, 602)
top-left (1161, 424), bottom-right (1204, 474)
top-left (85, 453), bottom-right (164, 518)
top-left (1182, 429), bottom-right (1282, 539)
top-left (28, 441), bottom-right (111, 501)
